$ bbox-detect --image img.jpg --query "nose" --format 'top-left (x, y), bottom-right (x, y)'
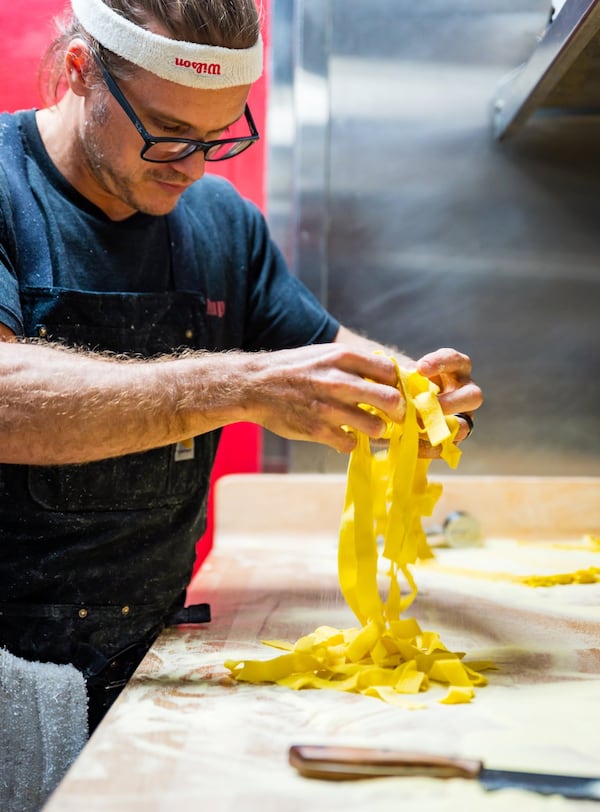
top-left (171, 148), bottom-right (207, 181)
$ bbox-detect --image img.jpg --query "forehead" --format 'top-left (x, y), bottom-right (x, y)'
top-left (123, 65), bottom-right (251, 126)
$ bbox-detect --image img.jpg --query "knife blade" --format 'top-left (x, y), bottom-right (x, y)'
top-left (288, 745), bottom-right (600, 801)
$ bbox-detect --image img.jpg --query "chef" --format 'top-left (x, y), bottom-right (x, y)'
top-left (0, 0), bottom-right (482, 734)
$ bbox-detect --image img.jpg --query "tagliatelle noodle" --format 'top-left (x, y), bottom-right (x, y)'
top-left (226, 359), bottom-right (493, 705)
top-left (519, 568), bottom-right (600, 586)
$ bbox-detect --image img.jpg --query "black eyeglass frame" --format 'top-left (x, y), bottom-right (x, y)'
top-left (93, 54), bottom-right (260, 163)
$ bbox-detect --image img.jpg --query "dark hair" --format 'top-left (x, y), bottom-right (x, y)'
top-left (40, 0), bottom-right (262, 102)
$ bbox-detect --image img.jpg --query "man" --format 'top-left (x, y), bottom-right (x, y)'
top-left (0, 0), bottom-right (482, 732)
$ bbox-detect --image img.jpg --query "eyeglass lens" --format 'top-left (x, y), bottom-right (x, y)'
top-left (142, 124), bottom-right (255, 163)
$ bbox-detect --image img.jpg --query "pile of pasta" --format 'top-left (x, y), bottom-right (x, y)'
top-left (225, 360), bottom-right (491, 707)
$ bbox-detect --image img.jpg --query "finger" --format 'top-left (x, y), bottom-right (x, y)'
top-left (337, 346), bottom-right (399, 387)
top-left (437, 382), bottom-right (483, 415)
top-left (453, 413), bottom-right (474, 442)
top-left (328, 426), bottom-right (358, 454)
top-left (416, 415), bottom-right (472, 457)
top-left (415, 349), bottom-right (482, 416)
top-left (307, 346), bottom-right (406, 419)
top-left (321, 391), bottom-right (412, 452)
top-left (335, 400), bottom-right (401, 442)
top-left (332, 372), bottom-right (406, 423)
top-left (416, 347), bottom-right (472, 380)
top-left (417, 438), bottom-right (442, 459)
top-left (454, 412), bottom-right (474, 443)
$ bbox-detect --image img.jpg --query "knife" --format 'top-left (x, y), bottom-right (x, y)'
top-left (288, 745), bottom-right (600, 801)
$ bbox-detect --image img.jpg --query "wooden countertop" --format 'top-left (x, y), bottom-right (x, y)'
top-left (45, 475), bottom-right (600, 811)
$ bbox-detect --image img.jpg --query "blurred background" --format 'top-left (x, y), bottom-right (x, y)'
top-left (1, 1), bottom-right (598, 493)
top-left (265, 0), bottom-right (600, 477)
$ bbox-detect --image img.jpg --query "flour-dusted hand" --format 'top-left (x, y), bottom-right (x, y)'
top-left (332, 329), bottom-right (483, 454)
top-left (239, 343), bottom-right (406, 453)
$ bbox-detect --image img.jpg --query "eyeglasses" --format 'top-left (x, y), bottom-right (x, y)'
top-left (94, 55), bottom-right (260, 163)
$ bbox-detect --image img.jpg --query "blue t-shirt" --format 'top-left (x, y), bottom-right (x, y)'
top-left (0, 109), bottom-right (338, 350)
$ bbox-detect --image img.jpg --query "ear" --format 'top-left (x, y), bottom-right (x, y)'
top-left (64, 41), bottom-right (95, 97)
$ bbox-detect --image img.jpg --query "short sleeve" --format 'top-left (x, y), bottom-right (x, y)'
top-left (241, 199), bottom-right (339, 351)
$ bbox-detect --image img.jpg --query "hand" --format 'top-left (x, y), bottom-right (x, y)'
top-left (416, 347), bottom-right (483, 454)
top-left (247, 343), bottom-right (406, 453)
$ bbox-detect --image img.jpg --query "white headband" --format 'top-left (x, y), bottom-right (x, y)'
top-left (71, 0), bottom-right (263, 89)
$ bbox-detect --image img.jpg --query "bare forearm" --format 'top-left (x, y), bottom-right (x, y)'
top-left (0, 342), bottom-right (250, 464)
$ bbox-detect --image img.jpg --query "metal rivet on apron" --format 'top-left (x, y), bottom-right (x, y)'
top-left (38, 326), bottom-right (47, 338)
top-left (121, 605), bottom-right (130, 616)
top-left (78, 608), bottom-right (88, 619)
top-left (185, 329), bottom-right (194, 340)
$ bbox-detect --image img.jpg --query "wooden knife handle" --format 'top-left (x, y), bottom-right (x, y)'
top-left (289, 745), bottom-right (483, 781)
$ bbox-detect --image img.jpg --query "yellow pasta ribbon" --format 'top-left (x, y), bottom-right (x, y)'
top-left (519, 568), bottom-right (600, 587)
top-left (420, 560), bottom-right (600, 588)
top-left (226, 360), bottom-right (492, 705)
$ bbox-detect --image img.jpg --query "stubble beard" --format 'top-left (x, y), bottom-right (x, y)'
top-left (82, 102), bottom-right (182, 217)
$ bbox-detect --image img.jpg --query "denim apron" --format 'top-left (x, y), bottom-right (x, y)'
top-left (0, 114), bottom-right (215, 727)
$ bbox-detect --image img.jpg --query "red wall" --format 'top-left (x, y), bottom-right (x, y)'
top-left (0, 1), bottom-right (268, 571)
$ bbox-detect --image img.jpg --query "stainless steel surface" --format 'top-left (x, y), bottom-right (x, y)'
top-left (266, 0), bottom-right (600, 476)
top-left (494, 0), bottom-right (600, 139)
